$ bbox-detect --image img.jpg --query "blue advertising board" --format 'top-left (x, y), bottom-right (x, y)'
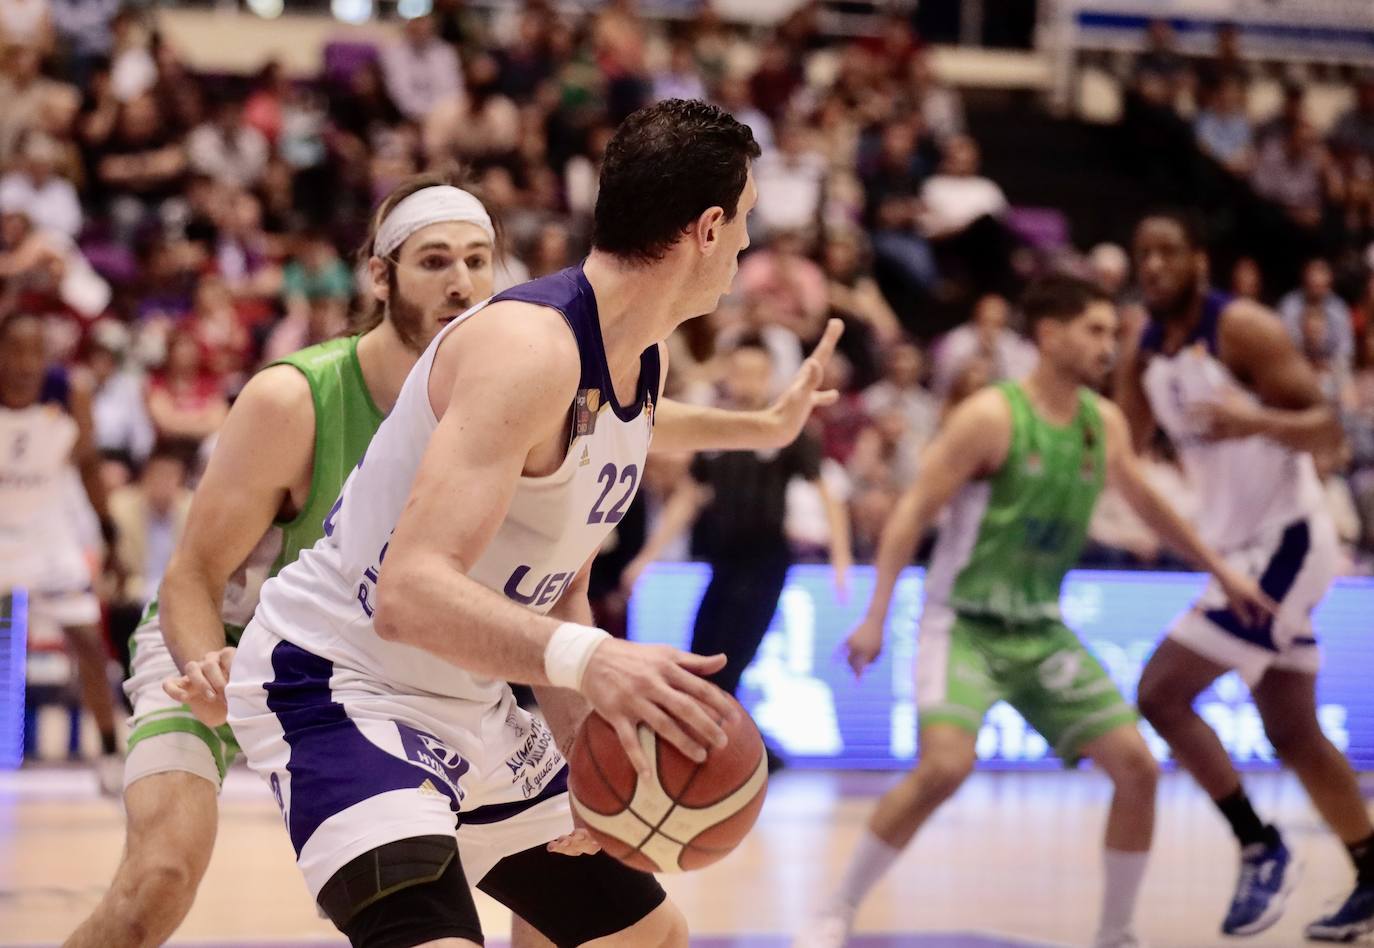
top-left (628, 565), bottom-right (1374, 770)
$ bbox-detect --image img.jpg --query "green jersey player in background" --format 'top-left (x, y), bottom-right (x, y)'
top-left (796, 275), bottom-right (1271, 948)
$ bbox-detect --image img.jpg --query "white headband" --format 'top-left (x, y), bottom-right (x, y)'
top-left (374, 185), bottom-right (495, 259)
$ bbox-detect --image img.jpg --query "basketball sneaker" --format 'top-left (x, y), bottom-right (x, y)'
top-left (1222, 832), bottom-right (1300, 936)
top-left (791, 909), bottom-right (853, 948)
top-left (1304, 883), bottom-right (1374, 942)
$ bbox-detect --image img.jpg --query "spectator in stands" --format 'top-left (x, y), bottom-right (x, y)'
top-left (281, 229), bottom-right (351, 308)
top-left (526, 221), bottom-right (573, 279)
top-left (108, 8), bottom-right (156, 103)
top-left (0, 205), bottom-right (109, 318)
top-left (652, 37), bottom-right (706, 104)
top-left (423, 52), bottom-right (520, 165)
top-left (822, 227), bottom-right (902, 384)
top-left (49, 0), bottom-right (119, 87)
top-left (188, 95), bottom-right (269, 191)
top-left (86, 319), bottom-right (155, 467)
top-left (715, 74), bottom-right (774, 152)
top-left (864, 116), bottom-right (938, 300)
top-left (95, 92), bottom-right (188, 244)
top-left (1088, 242), bottom-right (1131, 301)
top-left (1298, 300), bottom-right (1352, 403)
top-left (1352, 270), bottom-right (1374, 339)
top-left (1255, 81), bottom-right (1307, 147)
top-left (858, 339), bottom-right (938, 470)
top-left (263, 293), bottom-right (346, 364)
top-left (1330, 73), bottom-right (1374, 159)
top-left (0, 43), bottom-right (75, 164)
top-left (107, 444), bottom-right (190, 609)
top-left (1132, 18), bottom-right (1187, 107)
top-left (931, 292), bottom-right (1035, 394)
top-left (187, 273), bottom-right (253, 389)
top-left (905, 51), bottom-right (964, 145)
top-left (736, 229), bottom-right (829, 348)
top-left (1251, 118), bottom-right (1333, 230)
top-left (144, 328), bottom-right (228, 455)
top-left (749, 37), bottom-right (802, 121)
top-left (492, 9), bottom-right (550, 102)
top-left (381, 13), bottom-right (461, 124)
top-left (753, 119), bottom-right (826, 239)
top-left (1231, 256), bottom-right (1264, 301)
top-left (1194, 75), bottom-right (1254, 175)
top-left (205, 189), bottom-right (277, 307)
top-left (0, 131), bottom-right (81, 238)
top-left (918, 134), bottom-right (1013, 294)
top-left (1279, 258), bottom-right (1354, 368)
top-left (243, 60), bottom-right (289, 146)
top-left (0, 0), bottom-right (52, 57)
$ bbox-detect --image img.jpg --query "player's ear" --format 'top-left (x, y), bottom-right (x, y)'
top-left (367, 256), bottom-right (390, 303)
top-left (694, 206), bottom-right (726, 256)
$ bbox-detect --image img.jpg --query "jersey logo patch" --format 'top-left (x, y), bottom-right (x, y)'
top-left (574, 388), bottom-right (600, 436)
top-left (579, 446), bottom-right (590, 467)
top-left (1025, 453), bottom-right (1043, 476)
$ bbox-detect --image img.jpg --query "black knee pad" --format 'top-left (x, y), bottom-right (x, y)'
top-left (318, 835), bottom-right (483, 948)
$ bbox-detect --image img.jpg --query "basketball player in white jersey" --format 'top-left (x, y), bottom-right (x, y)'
top-left (217, 99), bottom-right (762, 947)
top-left (1120, 212), bottom-right (1374, 941)
top-left (70, 159), bottom-right (841, 948)
top-left (0, 311), bottom-right (121, 793)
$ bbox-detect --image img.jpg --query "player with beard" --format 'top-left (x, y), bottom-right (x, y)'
top-left (67, 167), bottom-right (843, 948)
top-left (799, 275), bottom-right (1269, 948)
top-left (1121, 212), bottom-right (1374, 941)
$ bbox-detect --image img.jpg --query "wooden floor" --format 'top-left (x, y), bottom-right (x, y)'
top-left (2, 765), bottom-right (1371, 947)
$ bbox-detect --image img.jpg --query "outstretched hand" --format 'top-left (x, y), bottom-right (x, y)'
top-left (766, 319), bottom-right (845, 448)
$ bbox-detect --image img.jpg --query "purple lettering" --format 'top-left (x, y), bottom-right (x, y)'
top-left (357, 584), bottom-right (374, 617)
top-left (364, 566), bottom-right (379, 584)
top-left (503, 565), bottom-right (547, 605)
top-left (535, 573), bottom-right (567, 607)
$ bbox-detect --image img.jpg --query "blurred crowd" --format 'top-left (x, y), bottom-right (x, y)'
top-left (5, 0), bottom-right (1374, 628)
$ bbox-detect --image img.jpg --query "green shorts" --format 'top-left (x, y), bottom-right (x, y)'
top-left (914, 606), bottom-right (1136, 765)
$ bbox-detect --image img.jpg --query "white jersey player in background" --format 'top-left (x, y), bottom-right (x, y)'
top-left (1120, 211), bottom-right (1374, 942)
top-left (0, 310), bottom-right (122, 793)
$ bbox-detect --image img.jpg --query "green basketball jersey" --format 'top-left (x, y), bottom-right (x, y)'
top-left (140, 335), bottom-right (384, 643)
top-left (925, 380), bottom-right (1105, 623)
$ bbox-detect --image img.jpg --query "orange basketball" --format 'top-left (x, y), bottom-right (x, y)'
top-left (567, 691), bottom-right (769, 873)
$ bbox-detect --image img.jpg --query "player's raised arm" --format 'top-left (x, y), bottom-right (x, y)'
top-left (375, 304), bottom-right (734, 775)
top-left (650, 319), bottom-right (844, 453)
top-left (1202, 299), bottom-right (1343, 454)
top-left (162, 366), bottom-right (315, 722)
top-left (1099, 398), bottom-right (1273, 627)
top-left (844, 387), bottom-right (1009, 677)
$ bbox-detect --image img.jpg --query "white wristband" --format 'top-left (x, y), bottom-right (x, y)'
top-left (544, 622), bottom-right (611, 690)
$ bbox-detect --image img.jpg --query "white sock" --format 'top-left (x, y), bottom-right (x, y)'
top-left (831, 830), bottom-right (902, 917)
top-left (1097, 848), bottom-right (1149, 941)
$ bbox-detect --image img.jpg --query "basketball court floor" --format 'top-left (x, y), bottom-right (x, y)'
top-left (4, 765), bottom-right (1370, 947)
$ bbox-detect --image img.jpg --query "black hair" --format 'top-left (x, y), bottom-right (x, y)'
top-left (1136, 208), bottom-right (1206, 251)
top-left (1020, 273), bottom-right (1111, 327)
top-left (592, 99), bottom-right (760, 263)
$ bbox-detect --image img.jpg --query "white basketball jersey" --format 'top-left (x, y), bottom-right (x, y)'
top-left (1139, 291), bottom-right (1324, 550)
top-left (0, 371), bottom-right (86, 587)
top-left (253, 266), bottom-right (660, 700)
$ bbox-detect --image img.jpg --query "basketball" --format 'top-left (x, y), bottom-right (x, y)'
top-left (568, 690), bottom-right (769, 873)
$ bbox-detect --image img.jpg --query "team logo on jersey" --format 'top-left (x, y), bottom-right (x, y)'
top-left (1025, 452), bottom-right (1043, 475)
top-left (574, 388), bottom-right (601, 436)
